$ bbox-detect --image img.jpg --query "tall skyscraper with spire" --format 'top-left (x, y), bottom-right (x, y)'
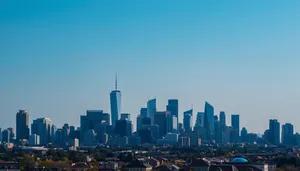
top-left (110, 74), bottom-right (121, 127)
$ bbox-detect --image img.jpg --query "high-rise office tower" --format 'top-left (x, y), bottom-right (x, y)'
top-left (241, 127), bottom-right (248, 143)
top-left (183, 111), bottom-right (192, 133)
top-left (231, 114), bottom-right (240, 135)
top-left (142, 117), bottom-right (151, 126)
top-left (62, 123), bottom-right (70, 143)
top-left (184, 109), bottom-right (193, 116)
top-left (110, 75), bottom-right (121, 127)
top-left (147, 98), bottom-right (156, 125)
top-left (0, 127), bottom-right (2, 142)
top-left (115, 119), bottom-right (132, 137)
top-left (166, 113), bottom-right (177, 133)
top-left (231, 114), bottom-right (240, 143)
top-left (121, 113), bottom-right (131, 120)
top-left (29, 134), bottom-right (40, 146)
top-left (269, 119), bottom-right (280, 145)
top-left (136, 115), bottom-right (143, 131)
top-left (204, 102), bottom-right (214, 140)
top-left (166, 99), bottom-right (179, 130)
top-left (140, 108), bottom-right (148, 117)
top-left (214, 115), bottom-right (221, 143)
top-left (154, 111), bottom-right (168, 138)
top-left (219, 111), bottom-right (226, 128)
top-left (31, 118), bottom-right (52, 145)
top-left (178, 123), bottom-right (183, 133)
top-left (70, 126), bottom-right (75, 133)
top-left (51, 125), bottom-right (57, 142)
top-left (16, 110), bottom-right (30, 141)
top-left (7, 127), bottom-right (15, 141)
top-left (196, 112), bottom-right (205, 127)
top-left (138, 128), bottom-right (152, 144)
top-left (80, 110), bottom-right (110, 143)
top-left (54, 129), bottom-right (63, 146)
top-left (187, 131), bottom-right (201, 147)
top-left (282, 123), bottom-right (294, 145)
top-left (2, 129), bottom-right (10, 143)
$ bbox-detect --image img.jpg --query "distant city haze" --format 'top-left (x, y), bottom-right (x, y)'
top-left (1, 1), bottom-right (300, 133)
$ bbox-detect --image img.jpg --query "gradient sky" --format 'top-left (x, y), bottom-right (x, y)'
top-left (1, 0), bottom-right (300, 133)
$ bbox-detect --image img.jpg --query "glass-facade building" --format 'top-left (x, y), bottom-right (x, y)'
top-left (183, 111), bottom-right (192, 133)
top-left (204, 102), bottom-right (214, 140)
top-left (269, 119), bottom-right (280, 145)
top-left (282, 123), bottom-right (294, 145)
top-left (16, 109), bottom-right (29, 140)
top-left (147, 98), bottom-right (156, 125)
top-left (167, 99), bottom-right (179, 130)
top-left (110, 90), bottom-right (121, 127)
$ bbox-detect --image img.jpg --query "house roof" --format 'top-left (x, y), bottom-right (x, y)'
top-left (209, 164), bottom-right (239, 171)
top-left (127, 160), bottom-right (152, 168)
top-left (234, 165), bottom-right (263, 171)
top-left (154, 165), bottom-right (172, 171)
top-left (190, 158), bottom-right (209, 167)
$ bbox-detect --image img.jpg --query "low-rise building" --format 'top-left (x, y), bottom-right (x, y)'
top-left (126, 160), bottom-right (152, 171)
top-left (103, 161), bottom-right (119, 170)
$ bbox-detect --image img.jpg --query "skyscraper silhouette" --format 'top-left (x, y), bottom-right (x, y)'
top-left (183, 109), bottom-right (193, 133)
top-left (269, 119), bottom-right (280, 145)
top-left (147, 98), bottom-right (156, 125)
top-left (204, 102), bottom-right (214, 141)
top-left (167, 99), bottom-right (179, 131)
top-left (231, 114), bottom-right (240, 143)
top-left (110, 74), bottom-right (121, 127)
top-left (196, 112), bottom-right (205, 127)
top-left (282, 123), bottom-right (294, 145)
top-left (154, 111), bottom-right (168, 138)
top-left (219, 111), bottom-right (226, 128)
top-left (16, 110), bottom-right (29, 141)
top-left (31, 118), bottom-right (52, 145)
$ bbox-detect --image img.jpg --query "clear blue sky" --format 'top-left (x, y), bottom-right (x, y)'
top-left (1, 0), bottom-right (300, 133)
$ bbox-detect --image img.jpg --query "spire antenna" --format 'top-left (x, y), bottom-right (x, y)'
top-left (115, 73), bottom-right (118, 90)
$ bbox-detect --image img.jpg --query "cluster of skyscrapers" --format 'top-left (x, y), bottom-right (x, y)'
top-left (0, 78), bottom-right (299, 148)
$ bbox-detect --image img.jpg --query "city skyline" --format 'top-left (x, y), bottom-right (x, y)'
top-left (0, 82), bottom-right (298, 147)
top-left (0, 77), bottom-right (299, 134)
top-left (0, 83), bottom-right (298, 135)
top-left (1, 1), bottom-right (300, 133)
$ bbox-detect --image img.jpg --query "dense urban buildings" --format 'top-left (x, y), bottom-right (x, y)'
top-left (31, 118), bottom-right (52, 145)
top-left (1, 82), bottom-right (300, 149)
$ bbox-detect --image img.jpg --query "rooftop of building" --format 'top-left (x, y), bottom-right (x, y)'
top-left (154, 165), bottom-right (172, 171)
top-left (209, 164), bottom-right (238, 171)
top-left (231, 158), bottom-right (249, 164)
top-left (126, 160), bottom-right (152, 168)
top-left (190, 158), bottom-right (210, 167)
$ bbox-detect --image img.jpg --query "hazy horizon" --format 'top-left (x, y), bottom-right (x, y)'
top-left (1, 1), bottom-right (300, 133)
